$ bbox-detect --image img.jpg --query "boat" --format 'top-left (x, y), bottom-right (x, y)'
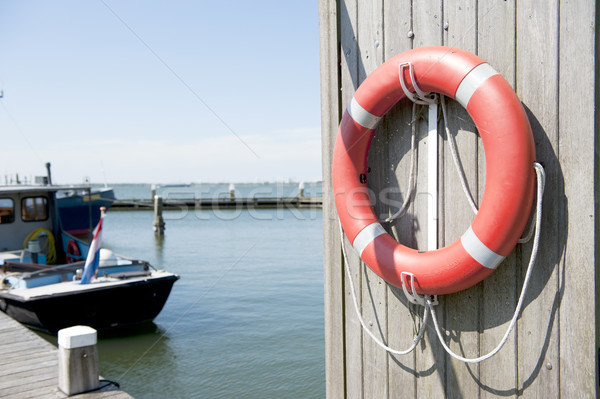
top-left (56, 186), bottom-right (116, 237)
top-left (40, 162), bottom-right (117, 238)
top-left (0, 184), bottom-right (179, 334)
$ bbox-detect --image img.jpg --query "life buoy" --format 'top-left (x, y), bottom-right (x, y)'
top-left (66, 239), bottom-right (81, 263)
top-left (333, 46), bottom-right (536, 295)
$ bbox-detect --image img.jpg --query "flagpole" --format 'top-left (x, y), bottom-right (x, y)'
top-left (80, 207), bottom-right (106, 284)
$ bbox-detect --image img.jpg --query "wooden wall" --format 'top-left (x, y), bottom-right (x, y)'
top-left (319, 0), bottom-right (598, 397)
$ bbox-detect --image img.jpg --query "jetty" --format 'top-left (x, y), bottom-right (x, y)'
top-left (111, 196), bottom-right (322, 210)
top-left (0, 311), bottom-right (132, 398)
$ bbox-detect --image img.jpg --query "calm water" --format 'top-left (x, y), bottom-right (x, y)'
top-left (43, 202), bottom-right (325, 398)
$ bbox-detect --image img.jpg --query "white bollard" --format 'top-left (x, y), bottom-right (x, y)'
top-left (229, 183), bottom-right (235, 200)
top-left (299, 181), bottom-right (305, 198)
top-left (58, 326), bottom-right (99, 396)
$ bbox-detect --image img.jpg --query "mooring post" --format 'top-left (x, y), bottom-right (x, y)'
top-left (229, 183), bottom-right (235, 200)
top-left (153, 195), bottom-right (165, 234)
top-left (151, 184), bottom-right (157, 203)
top-left (57, 325), bottom-right (99, 396)
top-left (299, 181), bottom-right (305, 198)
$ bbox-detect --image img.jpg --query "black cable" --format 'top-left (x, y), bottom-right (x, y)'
top-left (69, 379), bottom-right (121, 396)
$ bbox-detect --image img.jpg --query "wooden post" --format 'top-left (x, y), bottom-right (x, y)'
top-left (319, 0), bottom-right (598, 397)
top-left (153, 195), bottom-right (165, 235)
top-left (151, 184), bottom-right (157, 203)
top-left (57, 325), bottom-right (99, 396)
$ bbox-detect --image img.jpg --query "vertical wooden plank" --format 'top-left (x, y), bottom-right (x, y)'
top-left (440, 3), bottom-right (481, 399)
top-left (355, 1), bottom-right (390, 397)
top-left (411, 1), bottom-right (447, 398)
top-left (338, 1), bottom-right (364, 397)
top-left (558, 0), bottom-right (597, 396)
top-left (381, 2), bottom-right (419, 398)
top-left (477, 2), bottom-right (520, 397)
top-left (596, 4), bottom-right (600, 394)
top-left (318, 0), bottom-right (345, 398)
top-left (516, 1), bottom-right (562, 397)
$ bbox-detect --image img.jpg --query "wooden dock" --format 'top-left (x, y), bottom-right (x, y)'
top-left (0, 311), bottom-right (133, 398)
top-left (111, 196), bottom-right (322, 210)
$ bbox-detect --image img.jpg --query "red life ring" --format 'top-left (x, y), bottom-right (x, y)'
top-left (66, 239), bottom-right (81, 263)
top-left (333, 46), bottom-right (536, 295)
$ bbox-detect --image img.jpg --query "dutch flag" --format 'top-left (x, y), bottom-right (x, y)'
top-left (80, 207), bottom-right (106, 284)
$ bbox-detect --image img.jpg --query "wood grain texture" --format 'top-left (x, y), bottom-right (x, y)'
top-left (0, 311), bottom-right (132, 398)
top-left (319, 0), bottom-right (598, 397)
top-left (319, 0), bottom-right (345, 397)
top-left (558, 0), bottom-right (597, 396)
top-left (516, 1), bottom-right (562, 397)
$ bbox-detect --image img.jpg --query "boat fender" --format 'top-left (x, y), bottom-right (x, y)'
top-left (332, 46), bottom-right (536, 295)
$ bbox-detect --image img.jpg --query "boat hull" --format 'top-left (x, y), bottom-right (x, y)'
top-left (0, 274), bottom-right (178, 334)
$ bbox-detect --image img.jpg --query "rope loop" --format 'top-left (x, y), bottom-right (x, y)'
top-left (340, 162), bottom-right (546, 362)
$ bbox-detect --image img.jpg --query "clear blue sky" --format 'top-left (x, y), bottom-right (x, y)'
top-left (0, 1), bottom-right (321, 184)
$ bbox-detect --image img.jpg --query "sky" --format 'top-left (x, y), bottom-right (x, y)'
top-left (0, 1), bottom-right (322, 184)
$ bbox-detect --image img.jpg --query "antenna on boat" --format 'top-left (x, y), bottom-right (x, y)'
top-left (45, 162), bottom-right (52, 185)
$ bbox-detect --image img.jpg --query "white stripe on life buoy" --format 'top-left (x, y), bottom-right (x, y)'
top-left (455, 63), bottom-right (499, 108)
top-left (352, 222), bottom-right (387, 256)
top-left (348, 97), bottom-right (382, 129)
top-left (460, 226), bottom-right (505, 269)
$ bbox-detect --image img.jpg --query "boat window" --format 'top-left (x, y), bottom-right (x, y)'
top-left (0, 198), bottom-right (15, 224)
top-left (21, 196), bottom-right (48, 222)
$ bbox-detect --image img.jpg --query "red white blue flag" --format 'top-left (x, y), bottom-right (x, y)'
top-left (80, 208), bottom-right (105, 284)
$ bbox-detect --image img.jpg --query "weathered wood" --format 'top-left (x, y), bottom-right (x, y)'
top-left (320, 0), bottom-right (599, 397)
top-left (410, 2), bottom-right (449, 398)
top-left (338, 1), bottom-right (364, 398)
top-left (0, 311), bottom-right (133, 398)
top-left (58, 326), bottom-right (99, 396)
top-left (153, 195), bottom-right (165, 234)
top-left (381, 2), bottom-right (417, 397)
top-left (318, 0), bottom-right (345, 398)
top-left (476, 2), bottom-right (520, 397)
top-left (356, 2), bottom-right (390, 398)
top-left (515, 1), bottom-right (562, 397)
top-left (557, 0), bottom-right (597, 396)
top-left (440, 2), bottom-right (482, 399)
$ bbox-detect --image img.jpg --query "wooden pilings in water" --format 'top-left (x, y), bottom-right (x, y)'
top-left (153, 195), bottom-right (165, 234)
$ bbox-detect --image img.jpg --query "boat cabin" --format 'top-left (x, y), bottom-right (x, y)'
top-left (0, 186), bottom-right (88, 265)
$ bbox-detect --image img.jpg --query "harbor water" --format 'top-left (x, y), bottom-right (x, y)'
top-left (44, 183), bottom-right (325, 398)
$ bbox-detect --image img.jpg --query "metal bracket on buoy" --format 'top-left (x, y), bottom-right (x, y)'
top-left (400, 271), bottom-right (438, 306)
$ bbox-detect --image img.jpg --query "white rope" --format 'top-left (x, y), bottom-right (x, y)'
top-left (343, 86), bottom-right (545, 361)
top-left (440, 95), bottom-right (479, 215)
top-left (384, 102), bottom-right (418, 223)
top-left (440, 95), bottom-right (536, 244)
top-left (517, 207), bottom-right (537, 244)
top-left (339, 221), bottom-right (429, 355)
top-left (426, 162), bottom-right (545, 363)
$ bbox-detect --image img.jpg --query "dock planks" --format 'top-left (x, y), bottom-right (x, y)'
top-left (0, 311), bottom-right (133, 398)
